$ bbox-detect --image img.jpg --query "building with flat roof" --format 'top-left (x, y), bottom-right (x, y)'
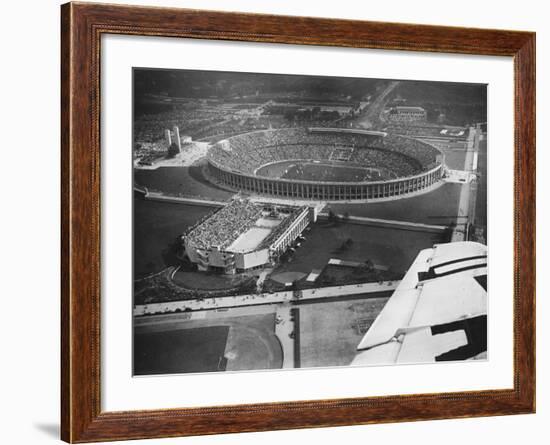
top-left (183, 199), bottom-right (312, 274)
top-left (388, 106), bottom-right (427, 123)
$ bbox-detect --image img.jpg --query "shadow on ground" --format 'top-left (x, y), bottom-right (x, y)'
top-left (33, 422), bottom-right (59, 439)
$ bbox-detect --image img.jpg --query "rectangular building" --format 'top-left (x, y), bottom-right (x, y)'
top-left (388, 106), bottom-right (427, 123)
top-left (183, 199), bottom-right (311, 274)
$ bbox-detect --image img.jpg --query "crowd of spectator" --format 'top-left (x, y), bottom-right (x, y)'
top-left (350, 148), bottom-right (420, 177)
top-left (134, 103), bottom-right (353, 146)
top-left (134, 106), bottom-right (228, 142)
top-left (208, 128), bottom-right (440, 180)
top-left (186, 199), bottom-right (263, 249)
top-left (381, 135), bottom-right (441, 170)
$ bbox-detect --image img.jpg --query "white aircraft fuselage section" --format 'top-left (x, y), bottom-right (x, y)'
top-left (352, 241), bottom-right (487, 366)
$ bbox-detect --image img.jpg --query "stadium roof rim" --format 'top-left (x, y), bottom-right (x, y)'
top-left (208, 127), bottom-right (444, 185)
top-left (209, 158), bottom-right (443, 186)
top-left (308, 127), bottom-right (387, 137)
top-left (218, 127), bottom-right (388, 142)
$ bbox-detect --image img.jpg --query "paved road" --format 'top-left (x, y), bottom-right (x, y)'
top-left (134, 280), bottom-right (400, 316)
top-left (319, 212), bottom-right (447, 233)
top-left (452, 128), bottom-right (479, 242)
top-left (275, 304), bottom-right (295, 369)
top-left (355, 81), bottom-right (400, 129)
top-left (144, 192), bottom-right (226, 207)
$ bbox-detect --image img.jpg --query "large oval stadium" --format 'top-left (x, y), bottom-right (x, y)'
top-left (206, 127), bottom-right (444, 201)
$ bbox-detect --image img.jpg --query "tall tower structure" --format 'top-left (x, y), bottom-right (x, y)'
top-left (164, 128), bottom-right (172, 146)
top-left (173, 125), bottom-right (182, 152)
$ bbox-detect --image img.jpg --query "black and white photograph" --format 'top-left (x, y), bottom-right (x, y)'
top-left (132, 68), bottom-right (488, 376)
top-left (1, 0), bottom-right (545, 443)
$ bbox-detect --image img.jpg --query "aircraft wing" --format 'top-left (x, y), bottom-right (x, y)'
top-left (352, 241), bottom-right (487, 366)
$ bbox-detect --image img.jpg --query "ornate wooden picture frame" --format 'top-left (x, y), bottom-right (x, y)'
top-left (61, 2), bottom-right (535, 442)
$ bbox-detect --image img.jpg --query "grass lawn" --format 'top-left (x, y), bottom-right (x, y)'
top-left (134, 165), bottom-right (233, 200)
top-left (274, 221), bottom-right (443, 278)
top-left (134, 312), bottom-right (282, 374)
top-left (172, 269), bottom-right (253, 291)
top-left (330, 182), bottom-right (462, 225)
top-left (134, 325), bottom-right (229, 375)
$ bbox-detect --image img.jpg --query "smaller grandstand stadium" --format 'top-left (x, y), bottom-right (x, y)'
top-left (183, 198), bottom-right (312, 274)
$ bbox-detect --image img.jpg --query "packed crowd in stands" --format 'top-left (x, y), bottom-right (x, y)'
top-left (208, 128), bottom-right (441, 180)
top-left (186, 199), bottom-right (263, 250)
top-left (381, 135), bottom-right (440, 169)
top-left (350, 148), bottom-right (418, 177)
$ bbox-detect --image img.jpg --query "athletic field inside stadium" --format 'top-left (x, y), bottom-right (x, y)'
top-left (256, 160), bottom-right (395, 182)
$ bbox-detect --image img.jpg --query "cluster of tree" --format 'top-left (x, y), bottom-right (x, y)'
top-left (282, 107), bottom-right (341, 122)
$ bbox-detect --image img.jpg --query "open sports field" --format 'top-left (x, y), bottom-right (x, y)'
top-left (134, 326), bottom-right (230, 375)
top-left (223, 312), bottom-right (283, 371)
top-left (256, 160), bottom-right (393, 182)
top-left (298, 295), bottom-right (390, 368)
top-left (282, 162), bottom-right (392, 182)
top-left (134, 310), bottom-right (282, 374)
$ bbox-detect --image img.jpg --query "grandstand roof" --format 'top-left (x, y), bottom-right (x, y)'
top-left (309, 127), bottom-right (387, 137)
